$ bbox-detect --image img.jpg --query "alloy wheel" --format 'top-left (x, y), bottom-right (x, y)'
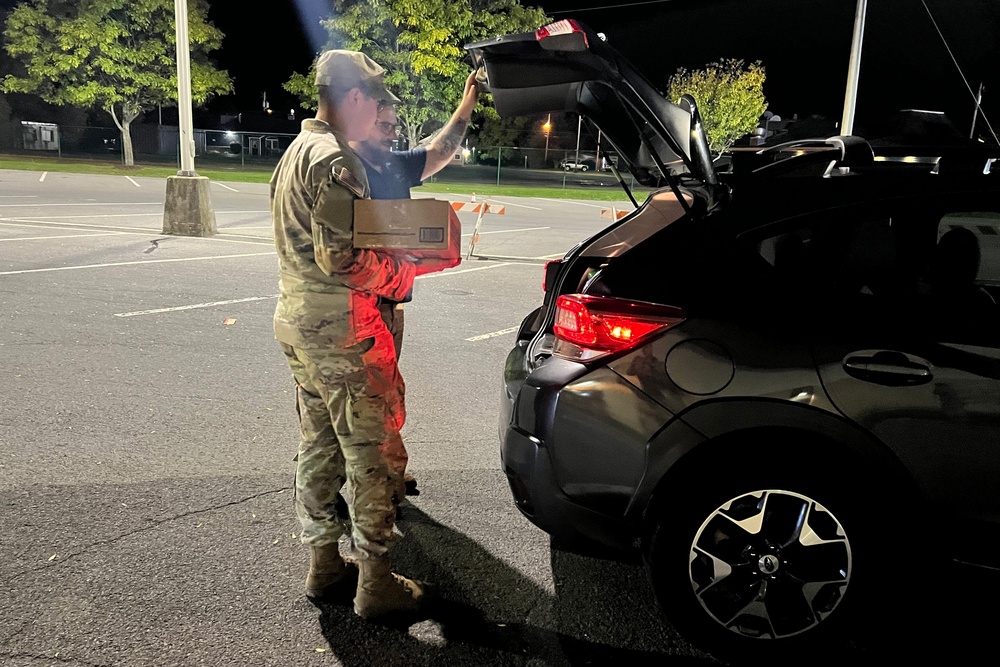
top-left (689, 489), bottom-right (852, 640)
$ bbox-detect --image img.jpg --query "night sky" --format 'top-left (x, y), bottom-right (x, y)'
top-left (1, 0), bottom-right (998, 141)
top-left (204, 0), bottom-right (1000, 141)
top-left (532, 0), bottom-right (1000, 137)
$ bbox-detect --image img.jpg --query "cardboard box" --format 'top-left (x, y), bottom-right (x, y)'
top-left (354, 199), bottom-right (457, 258)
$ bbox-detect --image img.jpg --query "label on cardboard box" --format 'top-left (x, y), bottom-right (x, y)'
top-left (354, 199), bottom-right (451, 252)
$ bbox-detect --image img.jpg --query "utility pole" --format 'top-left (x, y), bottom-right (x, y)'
top-left (574, 115), bottom-right (582, 167)
top-left (840, 0), bottom-right (867, 136)
top-left (595, 128), bottom-right (602, 170)
top-left (162, 0), bottom-right (216, 236)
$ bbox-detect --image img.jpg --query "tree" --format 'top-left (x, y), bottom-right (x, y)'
top-left (476, 116), bottom-right (533, 148)
top-left (667, 59), bottom-right (767, 155)
top-left (284, 0), bottom-right (549, 149)
top-left (1, 0), bottom-right (232, 166)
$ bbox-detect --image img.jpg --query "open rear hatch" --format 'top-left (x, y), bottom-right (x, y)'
top-left (465, 19), bottom-right (718, 191)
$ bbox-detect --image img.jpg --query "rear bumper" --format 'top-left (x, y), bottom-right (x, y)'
top-left (499, 352), bottom-right (640, 549)
top-left (501, 425), bottom-right (637, 549)
top-left (498, 340), bottom-right (648, 548)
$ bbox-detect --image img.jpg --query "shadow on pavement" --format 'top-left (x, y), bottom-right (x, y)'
top-left (312, 504), bottom-right (720, 666)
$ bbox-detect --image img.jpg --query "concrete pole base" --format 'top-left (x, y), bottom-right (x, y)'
top-left (162, 175), bottom-right (217, 236)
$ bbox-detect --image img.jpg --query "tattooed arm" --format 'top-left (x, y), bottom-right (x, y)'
top-left (421, 70), bottom-right (479, 180)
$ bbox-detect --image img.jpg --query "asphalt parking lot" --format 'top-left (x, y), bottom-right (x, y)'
top-left (2, 169), bottom-right (996, 666)
top-left (1, 169), bottom-right (712, 667)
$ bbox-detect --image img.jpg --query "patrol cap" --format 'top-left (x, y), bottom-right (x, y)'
top-left (314, 50), bottom-right (401, 103)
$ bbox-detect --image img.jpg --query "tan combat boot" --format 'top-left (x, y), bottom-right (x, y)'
top-left (353, 556), bottom-right (434, 620)
top-left (305, 543), bottom-right (356, 602)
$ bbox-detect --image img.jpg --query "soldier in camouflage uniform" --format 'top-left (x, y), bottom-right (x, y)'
top-left (270, 49), bottom-right (458, 620)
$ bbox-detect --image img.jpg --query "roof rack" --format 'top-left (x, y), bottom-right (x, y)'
top-left (729, 135), bottom-right (874, 177)
top-left (871, 144), bottom-right (1000, 175)
top-left (731, 136), bottom-right (1000, 178)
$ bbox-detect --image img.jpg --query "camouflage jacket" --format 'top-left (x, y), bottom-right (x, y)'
top-left (270, 119), bottom-right (416, 349)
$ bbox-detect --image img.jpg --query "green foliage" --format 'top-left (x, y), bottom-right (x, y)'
top-left (667, 59), bottom-right (767, 154)
top-left (2, 0), bottom-right (232, 164)
top-left (285, 0), bottom-right (548, 147)
top-left (476, 116), bottom-right (533, 148)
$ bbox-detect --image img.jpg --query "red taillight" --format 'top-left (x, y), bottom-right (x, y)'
top-left (535, 19), bottom-right (589, 50)
top-left (542, 259), bottom-right (563, 293)
top-left (552, 294), bottom-right (685, 360)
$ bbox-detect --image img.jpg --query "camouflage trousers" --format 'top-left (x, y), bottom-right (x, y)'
top-left (281, 331), bottom-right (407, 559)
top-left (377, 300), bottom-right (408, 477)
top-left (377, 300), bottom-right (405, 360)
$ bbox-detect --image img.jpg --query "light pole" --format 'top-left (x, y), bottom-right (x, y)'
top-left (840, 0), bottom-right (867, 136)
top-left (595, 128), bottom-right (602, 170)
top-left (162, 0), bottom-right (217, 236)
top-left (174, 0), bottom-right (195, 176)
top-left (542, 113), bottom-right (552, 164)
top-left (573, 115), bottom-right (582, 168)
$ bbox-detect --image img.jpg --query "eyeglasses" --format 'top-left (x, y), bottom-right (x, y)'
top-left (375, 121), bottom-right (401, 134)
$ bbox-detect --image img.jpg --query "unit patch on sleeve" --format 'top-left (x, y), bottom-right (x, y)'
top-left (333, 166), bottom-right (366, 199)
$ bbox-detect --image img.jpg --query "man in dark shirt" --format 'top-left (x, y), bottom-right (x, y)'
top-left (350, 70), bottom-right (480, 497)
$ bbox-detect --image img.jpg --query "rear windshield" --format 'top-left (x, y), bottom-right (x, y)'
top-left (580, 191), bottom-right (691, 258)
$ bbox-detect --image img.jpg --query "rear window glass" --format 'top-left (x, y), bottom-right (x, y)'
top-left (937, 212), bottom-right (1000, 285)
top-left (755, 208), bottom-right (1000, 345)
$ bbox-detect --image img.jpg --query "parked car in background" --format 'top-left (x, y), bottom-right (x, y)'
top-left (468, 18), bottom-right (1000, 666)
top-left (559, 155), bottom-right (597, 171)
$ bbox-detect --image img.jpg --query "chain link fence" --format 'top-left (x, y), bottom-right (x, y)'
top-left (5, 120), bottom-right (644, 194)
top-left (6, 122), bottom-right (300, 171)
top-left (426, 145), bottom-right (642, 192)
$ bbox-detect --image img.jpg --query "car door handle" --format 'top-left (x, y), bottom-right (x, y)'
top-left (842, 350), bottom-right (933, 386)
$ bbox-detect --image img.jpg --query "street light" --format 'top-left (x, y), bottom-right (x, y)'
top-left (542, 113), bottom-right (552, 164)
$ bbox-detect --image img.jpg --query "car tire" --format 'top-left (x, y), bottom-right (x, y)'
top-left (580, 165), bottom-right (588, 172)
top-left (564, 165), bottom-right (571, 171)
top-left (642, 455), bottom-right (917, 665)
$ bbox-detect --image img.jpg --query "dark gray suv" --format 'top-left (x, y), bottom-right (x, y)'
top-left (468, 19), bottom-right (1000, 665)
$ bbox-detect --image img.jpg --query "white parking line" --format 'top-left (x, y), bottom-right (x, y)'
top-left (0, 202), bottom-right (160, 208)
top-left (0, 217), bottom-right (159, 232)
top-left (414, 262), bottom-right (518, 279)
top-left (112, 264), bottom-right (527, 316)
top-left (114, 295), bottom-right (278, 317)
top-left (4, 213), bottom-right (161, 219)
top-left (125, 176), bottom-right (140, 187)
top-left (0, 217), bottom-right (274, 246)
top-left (535, 197), bottom-right (612, 210)
top-left (213, 182), bottom-right (240, 192)
top-left (484, 198), bottom-right (543, 210)
top-left (0, 251), bottom-right (273, 276)
top-left (39, 172), bottom-right (47, 182)
top-left (0, 232), bottom-right (126, 242)
top-left (0, 196), bottom-right (38, 199)
top-left (460, 226), bottom-right (549, 237)
top-left (0, 220), bottom-right (116, 230)
top-left (465, 326), bottom-right (518, 342)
